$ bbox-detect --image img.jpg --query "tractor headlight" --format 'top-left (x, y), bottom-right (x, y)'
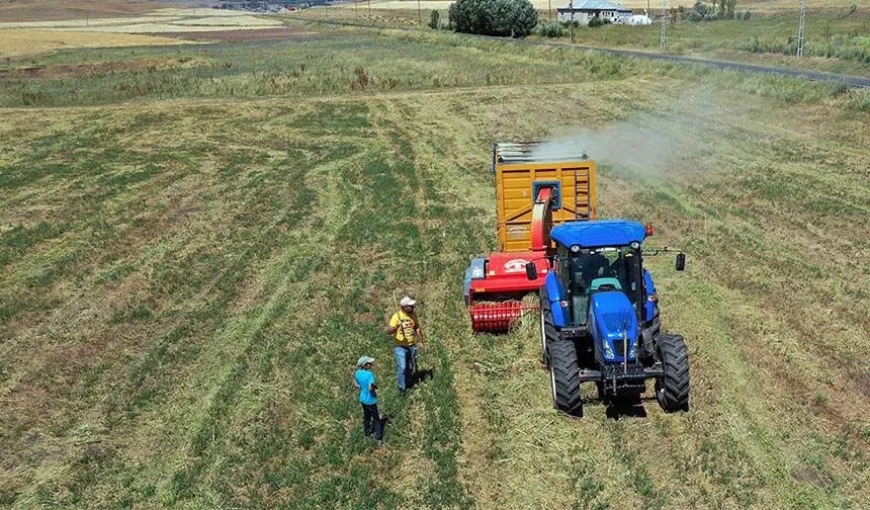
top-left (630, 241), bottom-right (641, 250)
top-left (602, 340), bottom-right (615, 360)
top-left (570, 245), bottom-right (581, 253)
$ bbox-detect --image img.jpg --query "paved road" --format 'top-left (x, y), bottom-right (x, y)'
top-left (539, 42), bottom-right (870, 89)
top-left (290, 18), bottom-right (870, 89)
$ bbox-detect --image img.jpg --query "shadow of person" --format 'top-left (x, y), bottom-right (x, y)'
top-left (410, 368), bottom-right (434, 389)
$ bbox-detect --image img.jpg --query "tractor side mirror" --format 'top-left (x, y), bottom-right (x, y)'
top-left (675, 252), bottom-right (686, 271)
top-left (525, 262), bottom-right (538, 281)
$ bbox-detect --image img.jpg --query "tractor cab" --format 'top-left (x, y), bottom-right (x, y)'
top-left (561, 245), bottom-right (641, 327)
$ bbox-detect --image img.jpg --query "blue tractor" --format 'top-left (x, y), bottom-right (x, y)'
top-left (524, 219), bottom-right (690, 417)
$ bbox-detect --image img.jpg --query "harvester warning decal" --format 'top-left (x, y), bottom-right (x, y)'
top-left (503, 259), bottom-right (528, 273)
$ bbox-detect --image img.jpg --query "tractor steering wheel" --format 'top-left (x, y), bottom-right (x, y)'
top-left (597, 284), bottom-right (617, 291)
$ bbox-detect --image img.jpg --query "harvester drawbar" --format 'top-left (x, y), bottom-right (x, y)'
top-left (463, 142), bottom-right (691, 417)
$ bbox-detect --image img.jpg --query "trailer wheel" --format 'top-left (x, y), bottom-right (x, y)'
top-left (549, 341), bottom-right (583, 417)
top-left (539, 288), bottom-right (560, 368)
top-left (655, 334), bottom-right (690, 413)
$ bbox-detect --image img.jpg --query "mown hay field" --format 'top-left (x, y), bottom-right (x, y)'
top-left (0, 8), bottom-right (290, 58)
top-left (0, 0), bottom-right (176, 23)
top-left (1, 23), bottom-right (870, 510)
top-left (0, 29), bottom-right (192, 58)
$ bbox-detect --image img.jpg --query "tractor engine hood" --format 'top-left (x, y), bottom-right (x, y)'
top-left (588, 292), bottom-right (639, 362)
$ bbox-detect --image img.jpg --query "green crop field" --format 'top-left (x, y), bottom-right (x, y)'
top-left (288, 4), bottom-right (870, 78)
top-left (1, 21), bottom-right (870, 510)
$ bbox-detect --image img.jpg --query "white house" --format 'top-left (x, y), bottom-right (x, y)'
top-left (557, 0), bottom-right (632, 25)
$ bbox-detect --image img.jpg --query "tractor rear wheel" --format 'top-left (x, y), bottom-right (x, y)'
top-left (539, 288), bottom-right (559, 367)
top-left (549, 341), bottom-right (583, 417)
top-left (655, 334), bottom-right (690, 413)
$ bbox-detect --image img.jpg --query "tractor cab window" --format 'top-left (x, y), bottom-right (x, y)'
top-left (570, 247), bottom-right (640, 302)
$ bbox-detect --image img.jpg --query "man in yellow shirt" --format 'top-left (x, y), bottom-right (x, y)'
top-left (386, 296), bottom-right (425, 396)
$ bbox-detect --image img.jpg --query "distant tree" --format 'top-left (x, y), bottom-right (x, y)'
top-left (534, 21), bottom-right (565, 37)
top-left (726, 0), bottom-right (737, 19)
top-left (588, 16), bottom-right (610, 27)
top-left (429, 9), bottom-right (441, 29)
top-left (448, 0), bottom-right (538, 37)
top-left (687, 1), bottom-right (716, 22)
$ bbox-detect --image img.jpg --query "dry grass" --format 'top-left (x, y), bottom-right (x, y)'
top-left (0, 29), bottom-right (188, 58)
top-left (0, 7), bottom-right (286, 58)
top-left (1, 22), bottom-right (870, 510)
top-left (0, 9), bottom-right (283, 33)
top-left (0, 0), bottom-right (179, 23)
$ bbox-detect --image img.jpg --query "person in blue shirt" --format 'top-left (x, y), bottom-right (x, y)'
top-left (354, 356), bottom-right (383, 445)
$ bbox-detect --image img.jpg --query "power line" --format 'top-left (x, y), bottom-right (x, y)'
top-left (797, 0), bottom-right (808, 57)
top-left (660, 0), bottom-right (667, 49)
top-left (570, 0), bottom-right (575, 44)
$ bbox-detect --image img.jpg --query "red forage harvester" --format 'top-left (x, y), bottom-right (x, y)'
top-left (462, 142), bottom-right (597, 332)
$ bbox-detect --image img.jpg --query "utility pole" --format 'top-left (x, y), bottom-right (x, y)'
top-left (549, 0), bottom-right (552, 21)
top-left (797, 0), bottom-right (808, 57)
top-left (660, 0), bottom-right (667, 49)
top-left (418, 0), bottom-right (422, 26)
top-left (354, 0), bottom-right (358, 21)
top-left (368, 0), bottom-right (372, 22)
top-left (570, 0), bottom-right (575, 43)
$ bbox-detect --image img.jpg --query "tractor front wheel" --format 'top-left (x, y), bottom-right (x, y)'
top-left (549, 341), bottom-right (583, 417)
top-left (655, 334), bottom-right (690, 413)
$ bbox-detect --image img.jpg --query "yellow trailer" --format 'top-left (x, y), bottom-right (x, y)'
top-left (493, 142), bottom-right (597, 253)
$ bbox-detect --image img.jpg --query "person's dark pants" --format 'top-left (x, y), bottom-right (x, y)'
top-left (394, 345), bottom-right (418, 391)
top-left (362, 403), bottom-right (383, 440)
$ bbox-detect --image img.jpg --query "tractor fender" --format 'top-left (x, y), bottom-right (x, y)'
top-left (544, 272), bottom-right (569, 327)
